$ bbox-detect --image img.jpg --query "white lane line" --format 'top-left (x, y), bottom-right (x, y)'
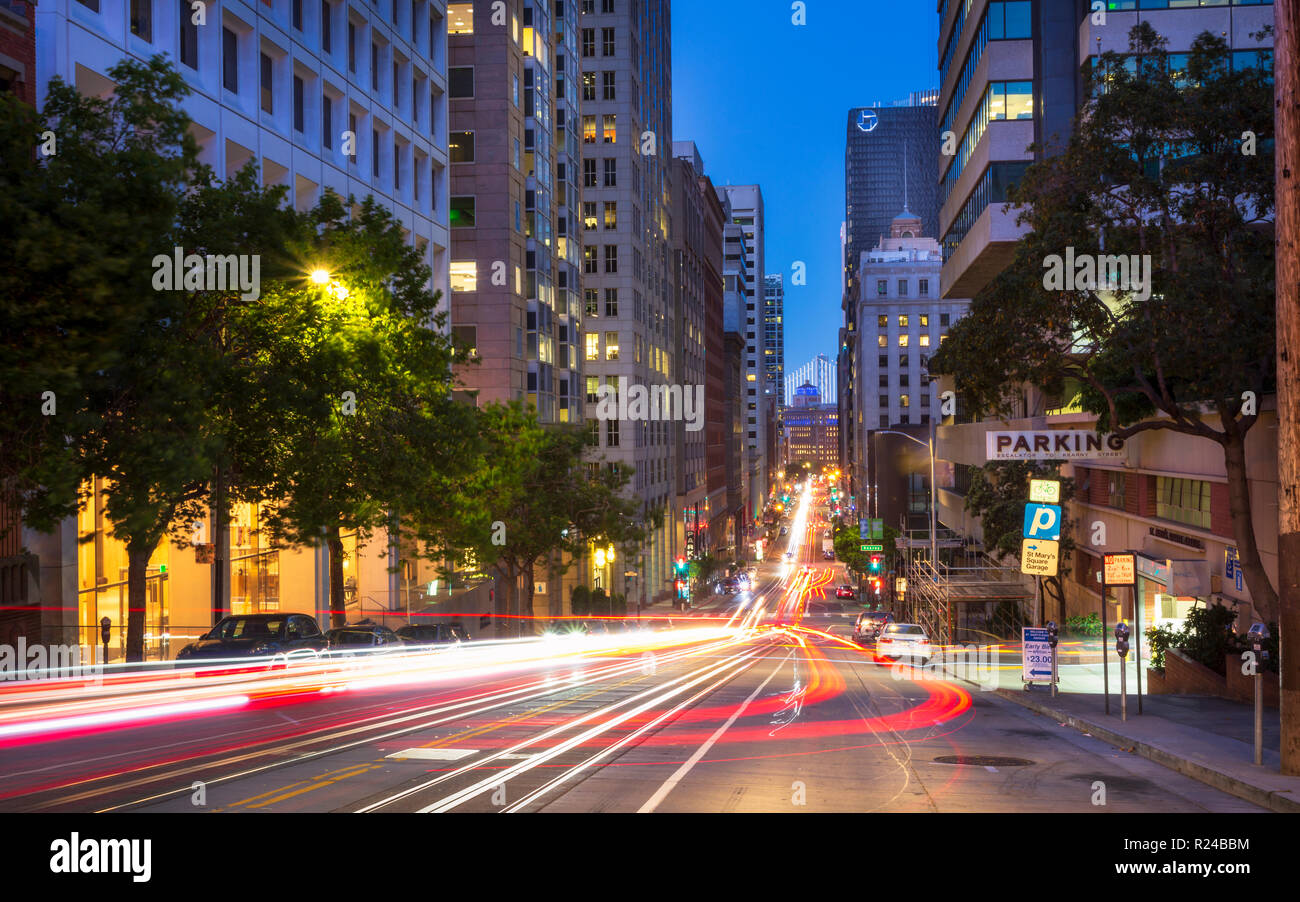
top-left (637, 650), bottom-right (792, 814)
top-left (387, 748), bottom-right (478, 761)
top-left (985, 766), bottom-right (999, 773)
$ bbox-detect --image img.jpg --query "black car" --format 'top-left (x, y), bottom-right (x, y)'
top-left (325, 623), bottom-right (402, 654)
top-left (175, 614), bottom-right (327, 662)
top-left (853, 611), bottom-right (895, 643)
top-left (395, 623), bottom-right (469, 645)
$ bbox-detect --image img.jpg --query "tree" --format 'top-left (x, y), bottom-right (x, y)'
top-left (930, 23), bottom-right (1278, 619)
top-left (258, 192), bottom-right (472, 627)
top-left (419, 402), bottom-right (645, 637)
top-left (0, 55), bottom-right (199, 542)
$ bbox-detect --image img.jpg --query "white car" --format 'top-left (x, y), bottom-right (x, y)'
top-left (875, 623), bottom-right (932, 663)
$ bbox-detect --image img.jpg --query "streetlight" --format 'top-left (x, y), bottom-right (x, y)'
top-left (874, 420), bottom-right (939, 574)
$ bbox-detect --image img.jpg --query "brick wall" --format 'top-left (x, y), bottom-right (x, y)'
top-left (1147, 649), bottom-right (1279, 708)
top-left (1210, 481), bottom-right (1234, 539)
top-left (0, 0), bottom-right (35, 106)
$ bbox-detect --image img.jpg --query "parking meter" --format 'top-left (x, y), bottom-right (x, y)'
top-left (1248, 622), bottom-right (1270, 662)
top-left (1046, 621), bottom-right (1058, 649)
top-left (1115, 621), bottom-right (1131, 658)
top-left (100, 616), bottom-right (112, 646)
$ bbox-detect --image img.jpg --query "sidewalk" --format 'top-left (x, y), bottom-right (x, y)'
top-left (937, 657), bottom-right (1300, 813)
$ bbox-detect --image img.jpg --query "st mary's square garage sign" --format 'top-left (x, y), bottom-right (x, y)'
top-left (986, 429), bottom-right (1126, 461)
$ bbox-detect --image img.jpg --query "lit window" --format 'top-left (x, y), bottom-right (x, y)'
top-left (585, 333), bottom-right (599, 361)
top-left (603, 114), bottom-right (616, 143)
top-left (878, 335), bottom-right (887, 348)
top-left (919, 334), bottom-right (930, 347)
top-left (898, 334), bottom-right (909, 348)
top-left (583, 115), bottom-right (596, 143)
top-left (447, 2), bottom-right (472, 34)
top-left (450, 261), bottom-right (477, 292)
top-left (605, 332), bottom-right (619, 360)
top-left (604, 202), bottom-right (617, 229)
top-left (900, 394), bottom-right (910, 408)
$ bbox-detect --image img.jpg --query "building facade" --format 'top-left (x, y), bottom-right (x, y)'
top-left (718, 184), bottom-right (768, 534)
top-left (27, 0), bottom-right (457, 657)
top-left (578, 0), bottom-right (673, 604)
top-left (784, 384), bottom-right (839, 470)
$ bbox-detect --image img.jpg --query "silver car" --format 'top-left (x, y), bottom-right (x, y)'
top-left (875, 623), bottom-right (932, 663)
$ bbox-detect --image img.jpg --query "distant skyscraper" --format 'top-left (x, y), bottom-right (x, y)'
top-left (785, 354), bottom-right (837, 407)
top-left (763, 275), bottom-right (785, 413)
top-left (720, 184), bottom-right (768, 533)
top-left (841, 92), bottom-right (937, 505)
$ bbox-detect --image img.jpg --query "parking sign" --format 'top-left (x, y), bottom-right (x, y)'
top-left (1022, 504), bottom-right (1062, 541)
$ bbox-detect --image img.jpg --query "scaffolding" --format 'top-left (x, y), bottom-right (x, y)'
top-left (896, 529), bottom-right (1035, 646)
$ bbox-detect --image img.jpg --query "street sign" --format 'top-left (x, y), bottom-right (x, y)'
top-left (1022, 503), bottom-right (1062, 541)
top-left (859, 518), bottom-right (869, 540)
top-left (1020, 539), bottom-right (1060, 576)
top-left (869, 519), bottom-right (883, 540)
top-left (1103, 552), bottom-right (1136, 585)
top-left (1028, 479), bottom-right (1061, 504)
top-left (1022, 627), bottom-right (1054, 684)
top-left (862, 544), bottom-right (883, 552)
top-left (1225, 547), bottom-right (1243, 592)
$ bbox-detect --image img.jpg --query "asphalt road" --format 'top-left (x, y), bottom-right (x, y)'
top-left (0, 484), bottom-right (1263, 814)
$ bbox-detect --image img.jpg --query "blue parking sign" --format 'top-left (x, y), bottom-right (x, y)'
top-left (1023, 504), bottom-right (1062, 541)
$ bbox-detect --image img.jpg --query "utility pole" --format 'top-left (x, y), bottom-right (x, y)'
top-left (1276, 0), bottom-right (1300, 776)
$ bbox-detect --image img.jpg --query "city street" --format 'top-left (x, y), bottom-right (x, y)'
top-left (0, 487), bottom-right (1260, 814)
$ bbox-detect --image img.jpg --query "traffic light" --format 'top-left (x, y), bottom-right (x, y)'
top-left (674, 557), bottom-right (687, 575)
top-left (868, 554), bottom-right (883, 575)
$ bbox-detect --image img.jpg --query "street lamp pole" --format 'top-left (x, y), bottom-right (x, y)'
top-left (874, 429), bottom-right (939, 573)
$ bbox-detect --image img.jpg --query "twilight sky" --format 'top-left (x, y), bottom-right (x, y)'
top-left (673, 0), bottom-right (940, 374)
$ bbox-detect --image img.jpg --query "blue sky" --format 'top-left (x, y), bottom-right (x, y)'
top-left (673, 0), bottom-right (939, 373)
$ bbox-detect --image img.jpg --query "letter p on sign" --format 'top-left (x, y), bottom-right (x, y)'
top-left (1023, 504), bottom-right (1062, 541)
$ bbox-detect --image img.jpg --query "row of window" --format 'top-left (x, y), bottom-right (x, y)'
top-left (1097, 0), bottom-right (1272, 11)
top-left (878, 313), bottom-right (951, 328)
top-left (875, 278), bottom-right (935, 298)
top-left (877, 354), bottom-right (931, 369)
top-left (876, 333), bottom-right (943, 349)
top-left (940, 80), bottom-right (1034, 198)
top-left (581, 71), bottom-right (619, 102)
top-left (939, 1), bottom-right (1032, 138)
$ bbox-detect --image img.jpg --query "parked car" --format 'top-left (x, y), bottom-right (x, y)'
top-left (823, 550), bottom-right (835, 560)
top-left (325, 623), bottom-right (402, 655)
top-left (875, 623), bottom-right (932, 663)
top-left (395, 623), bottom-right (469, 646)
top-left (720, 576), bottom-right (742, 595)
top-left (175, 614), bottom-right (327, 662)
top-left (835, 585), bottom-right (857, 599)
top-left (853, 610), bottom-right (895, 643)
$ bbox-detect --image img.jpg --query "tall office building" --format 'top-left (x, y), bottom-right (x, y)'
top-left (580, 0), bottom-right (673, 605)
top-left (30, 0), bottom-right (455, 653)
top-left (719, 189), bottom-right (751, 555)
top-left (937, 1), bottom-right (1272, 300)
top-left (719, 184), bottom-right (767, 532)
top-left (785, 354), bottom-right (837, 408)
top-left (447, 0), bottom-right (588, 620)
top-left (669, 141), bottom-right (715, 564)
top-left (840, 92), bottom-right (936, 511)
top-left (762, 274), bottom-right (785, 413)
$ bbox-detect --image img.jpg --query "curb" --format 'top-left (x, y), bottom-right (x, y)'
top-left (991, 687), bottom-right (1300, 814)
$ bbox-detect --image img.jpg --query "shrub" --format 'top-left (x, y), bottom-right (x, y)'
top-left (571, 584), bottom-right (590, 618)
top-left (1145, 622), bottom-right (1180, 671)
top-left (1064, 613), bottom-right (1102, 637)
top-left (589, 587), bottom-right (609, 618)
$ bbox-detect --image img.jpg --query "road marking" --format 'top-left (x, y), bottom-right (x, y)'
top-left (387, 748), bottom-right (479, 761)
top-left (638, 650), bottom-right (791, 813)
top-left (985, 766), bottom-right (999, 773)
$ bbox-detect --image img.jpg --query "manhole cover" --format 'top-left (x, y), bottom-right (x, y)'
top-left (933, 755), bottom-right (1034, 767)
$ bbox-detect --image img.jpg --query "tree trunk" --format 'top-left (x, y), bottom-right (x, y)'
top-left (327, 530), bottom-right (346, 628)
top-left (1222, 430), bottom-right (1278, 622)
top-left (1274, 0), bottom-right (1300, 776)
top-left (125, 542), bottom-right (153, 663)
top-left (212, 465), bottom-right (229, 626)
top-left (523, 560), bottom-right (536, 637)
top-left (495, 566), bottom-right (515, 639)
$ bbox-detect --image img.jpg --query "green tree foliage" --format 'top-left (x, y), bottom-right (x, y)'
top-left (929, 23), bottom-right (1278, 619)
top-left (257, 191), bottom-right (472, 627)
top-left (416, 402), bottom-right (645, 636)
